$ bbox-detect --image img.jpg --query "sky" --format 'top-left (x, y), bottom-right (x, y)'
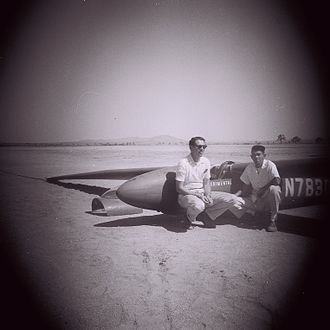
top-left (0, 0), bottom-right (328, 143)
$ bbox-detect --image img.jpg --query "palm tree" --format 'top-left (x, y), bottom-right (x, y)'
top-left (291, 136), bottom-right (302, 144)
top-left (276, 134), bottom-right (286, 144)
top-left (315, 137), bottom-right (324, 144)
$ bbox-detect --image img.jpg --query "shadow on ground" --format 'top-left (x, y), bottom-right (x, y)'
top-left (47, 180), bottom-right (109, 196)
top-left (218, 212), bottom-right (322, 238)
top-left (94, 212), bottom-right (322, 237)
top-left (94, 214), bottom-right (189, 233)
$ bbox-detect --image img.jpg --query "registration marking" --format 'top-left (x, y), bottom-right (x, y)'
top-left (284, 177), bottom-right (328, 198)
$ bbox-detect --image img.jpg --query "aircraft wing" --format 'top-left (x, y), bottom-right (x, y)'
top-left (279, 205), bottom-right (325, 220)
top-left (47, 166), bottom-right (163, 182)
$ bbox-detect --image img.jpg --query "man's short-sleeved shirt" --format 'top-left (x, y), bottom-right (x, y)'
top-left (176, 154), bottom-right (211, 191)
top-left (240, 159), bottom-right (280, 193)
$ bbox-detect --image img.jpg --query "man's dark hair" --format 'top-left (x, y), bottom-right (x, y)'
top-left (189, 136), bottom-right (205, 146)
top-left (251, 144), bottom-right (265, 153)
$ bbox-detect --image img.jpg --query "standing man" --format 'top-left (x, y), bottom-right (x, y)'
top-left (176, 136), bottom-right (244, 229)
top-left (234, 145), bottom-right (281, 232)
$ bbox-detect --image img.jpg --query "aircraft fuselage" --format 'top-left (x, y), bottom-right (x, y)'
top-left (116, 158), bottom-right (329, 215)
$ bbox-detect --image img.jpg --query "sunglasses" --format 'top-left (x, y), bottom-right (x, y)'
top-left (195, 145), bottom-right (207, 149)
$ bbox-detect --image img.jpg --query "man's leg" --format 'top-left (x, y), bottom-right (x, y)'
top-left (178, 194), bottom-right (205, 223)
top-left (269, 185), bottom-right (281, 221)
top-left (205, 192), bottom-right (243, 220)
top-left (257, 185), bottom-right (281, 231)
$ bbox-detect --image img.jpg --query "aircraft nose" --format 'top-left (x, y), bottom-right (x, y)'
top-left (116, 173), bottom-right (161, 210)
top-left (116, 167), bottom-right (178, 212)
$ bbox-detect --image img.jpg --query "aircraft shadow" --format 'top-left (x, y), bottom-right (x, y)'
top-left (94, 214), bottom-right (189, 233)
top-left (47, 180), bottom-right (109, 196)
top-left (216, 212), bottom-right (322, 238)
top-left (94, 212), bottom-right (322, 237)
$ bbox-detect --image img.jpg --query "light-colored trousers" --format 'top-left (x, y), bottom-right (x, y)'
top-left (178, 191), bottom-right (244, 222)
top-left (231, 185), bottom-right (282, 220)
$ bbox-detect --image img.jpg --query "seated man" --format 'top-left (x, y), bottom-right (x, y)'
top-left (175, 136), bottom-right (244, 229)
top-left (234, 144), bottom-right (281, 232)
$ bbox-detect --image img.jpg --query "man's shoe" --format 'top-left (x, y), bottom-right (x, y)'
top-left (197, 211), bottom-right (216, 228)
top-left (181, 214), bottom-right (194, 230)
top-left (266, 221), bottom-right (277, 232)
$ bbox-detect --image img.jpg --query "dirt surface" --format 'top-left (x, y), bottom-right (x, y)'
top-left (0, 173), bottom-right (328, 329)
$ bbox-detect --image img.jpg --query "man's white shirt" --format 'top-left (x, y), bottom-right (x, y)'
top-left (240, 159), bottom-right (280, 201)
top-left (176, 154), bottom-right (211, 193)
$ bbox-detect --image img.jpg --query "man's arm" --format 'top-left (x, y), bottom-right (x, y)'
top-left (257, 161), bottom-right (281, 197)
top-left (201, 178), bottom-right (213, 204)
top-left (203, 178), bottom-right (211, 197)
top-left (235, 183), bottom-right (252, 197)
top-left (175, 180), bottom-right (197, 196)
top-left (235, 165), bottom-right (251, 197)
top-left (176, 160), bottom-right (196, 196)
top-left (176, 180), bottom-right (209, 202)
top-left (257, 177), bottom-right (281, 197)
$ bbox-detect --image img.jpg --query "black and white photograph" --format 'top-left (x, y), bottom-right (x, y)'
top-left (0, 1), bottom-right (329, 329)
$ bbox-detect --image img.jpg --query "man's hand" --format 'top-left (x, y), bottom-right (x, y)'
top-left (203, 195), bottom-right (213, 206)
top-left (194, 192), bottom-right (213, 205)
top-left (235, 196), bottom-right (245, 205)
top-left (193, 191), bottom-right (204, 199)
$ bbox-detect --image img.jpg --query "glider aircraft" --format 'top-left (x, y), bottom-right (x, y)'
top-left (47, 158), bottom-right (329, 218)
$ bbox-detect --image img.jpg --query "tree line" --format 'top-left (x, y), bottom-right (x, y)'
top-left (276, 134), bottom-right (326, 144)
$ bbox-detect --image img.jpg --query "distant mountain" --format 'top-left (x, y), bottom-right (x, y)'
top-left (0, 135), bottom-right (187, 146)
top-left (77, 135), bottom-right (187, 146)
